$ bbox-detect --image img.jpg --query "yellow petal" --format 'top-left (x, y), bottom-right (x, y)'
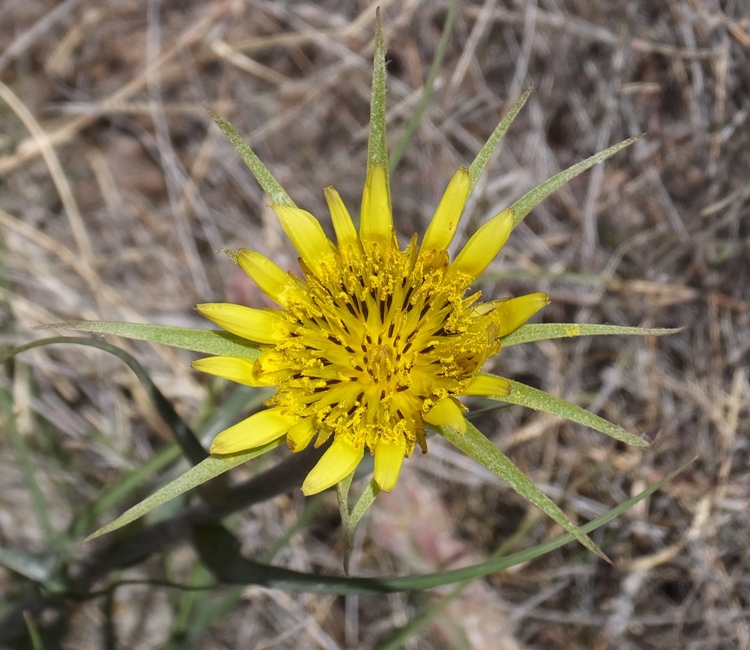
top-left (423, 397), bottom-right (467, 434)
top-left (302, 438), bottom-right (364, 495)
top-left (196, 303), bottom-right (289, 344)
top-left (210, 408), bottom-right (296, 455)
top-left (373, 442), bottom-right (405, 492)
top-left (286, 416), bottom-right (317, 452)
top-left (255, 349), bottom-right (289, 374)
top-left (235, 249), bottom-right (290, 305)
top-left (420, 167), bottom-right (470, 253)
top-left (192, 356), bottom-right (269, 387)
top-left (325, 186), bottom-right (358, 249)
top-left (492, 293), bottom-right (550, 337)
top-left (360, 164), bottom-right (392, 248)
top-left (452, 208), bottom-right (513, 279)
top-left (463, 375), bottom-right (512, 397)
top-left (271, 205), bottom-right (333, 277)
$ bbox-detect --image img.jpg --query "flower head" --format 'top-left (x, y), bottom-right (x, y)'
top-left (192, 13), bottom-right (640, 532)
top-left (195, 162), bottom-right (548, 495)
top-left (79, 14), bottom-right (657, 559)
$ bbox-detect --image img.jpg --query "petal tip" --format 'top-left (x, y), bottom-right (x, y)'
top-left (302, 439), bottom-right (364, 495)
top-left (374, 442), bottom-right (405, 493)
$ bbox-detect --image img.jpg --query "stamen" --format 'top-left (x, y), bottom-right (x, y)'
top-left (264, 235), bottom-right (510, 462)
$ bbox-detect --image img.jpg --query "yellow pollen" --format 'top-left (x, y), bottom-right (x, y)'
top-left (257, 234), bottom-right (496, 458)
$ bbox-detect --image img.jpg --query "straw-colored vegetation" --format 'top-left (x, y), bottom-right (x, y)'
top-left (1, 1), bottom-right (748, 648)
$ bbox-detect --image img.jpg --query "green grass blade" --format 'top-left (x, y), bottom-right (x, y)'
top-left (377, 460), bottom-right (692, 649)
top-left (205, 105), bottom-right (295, 208)
top-left (0, 389), bottom-right (55, 545)
top-left (389, 0), bottom-right (460, 171)
top-left (176, 500), bottom-right (325, 645)
top-left (165, 565), bottom-right (241, 649)
top-left (501, 323), bottom-right (682, 347)
top-left (6, 336), bottom-right (208, 466)
top-left (440, 421), bottom-right (606, 560)
top-left (182, 583), bottom-right (245, 648)
top-left (368, 8), bottom-right (390, 209)
top-left (74, 385), bottom-right (272, 537)
top-left (23, 612), bottom-right (44, 650)
top-left (189, 458), bottom-right (691, 594)
top-left (468, 88), bottom-right (532, 193)
top-left (86, 439), bottom-right (284, 540)
top-left (490, 376), bottom-right (649, 447)
top-left (30, 321), bottom-right (260, 361)
top-left (0, 544), bottom-right (58, 583)
top-left (508, 136), bottom-right (639, 229)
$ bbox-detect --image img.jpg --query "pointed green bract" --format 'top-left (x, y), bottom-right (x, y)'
top-left (156, 461), bottom-right (694, 594)
top-left (468, 87), bottom-right (533, 193)
top-left (86, 439), bottom-right (285, 540)
top-left (348, 480), bottom-right (380, 554)
top-left (488, 376), bottom-right (649, 447)
top-left (350, 480), bottom-right (380, 529)
top-left (508, 136), bottom-right (639, 230)
top-left (367, 9), bottom-right (391, 211)
top-left (336, 470), bottom-right (355, 573)
top-left (338, 474), bottom-right (380, 574)
top-left (206, 105), bottom-right (295, 208)
top-left (440, 421), bottom-right (607, 560)
top-left (501, 323), bottom-right (682, 347)
top-left (33, 321), bottom-right (261, 361)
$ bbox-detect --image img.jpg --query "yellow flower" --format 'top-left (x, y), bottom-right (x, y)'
top-left (194, 163), bottom-right (549, 496)
top-left (78, 14), bottom-right (659, 557)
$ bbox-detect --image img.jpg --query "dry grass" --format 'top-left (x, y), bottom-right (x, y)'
top-left (1, 0), bottom-right (749, 648)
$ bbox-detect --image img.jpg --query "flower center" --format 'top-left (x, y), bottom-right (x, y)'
top-left (261, 236), bottom-right (493, 457)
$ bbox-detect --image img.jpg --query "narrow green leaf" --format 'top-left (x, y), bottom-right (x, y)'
top-left (0, 389), bottom-right (56, 545)
top-left (193, 523), bottom-right (256, 583)
top-left (489, 376), bottom-right (649, 447)
top-left (23, 612), bottom-right (44, 650)
top-left (368, 8), bottom-right (390, 209)
top-left (31, 321), bottom-right (261, 361)
top-left (87, 439), bottom-right (284, 540)
top-left (440, 422), bottom-right (607, 560)
top-left (341, 479), bottom-right (380, 573)
top-left (501, 323), bottom-right (682, 347)
top-left (389, 0), bottom-right (460, 171)
top-left (376, 459), bottom-right (694, 650)
top-left (188, 459), bottom-right (691, 594)
top-left (5, 336), bottom-right (208, 466)
top-left (336, 470), bottom-right (355, 574)
top-left (508, 136), bottom-right (639, 229)
top-left (166, 565), bottom-right (241, 648)
top-left (0, 545), bottom-right (57, 582)
top-left (468, 87), bottom-right (533, 193)
top-left (205, 105), bottom-right (296, 208)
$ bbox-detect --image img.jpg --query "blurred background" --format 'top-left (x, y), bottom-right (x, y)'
top-left (1, 1), bottom-right (748, 648)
